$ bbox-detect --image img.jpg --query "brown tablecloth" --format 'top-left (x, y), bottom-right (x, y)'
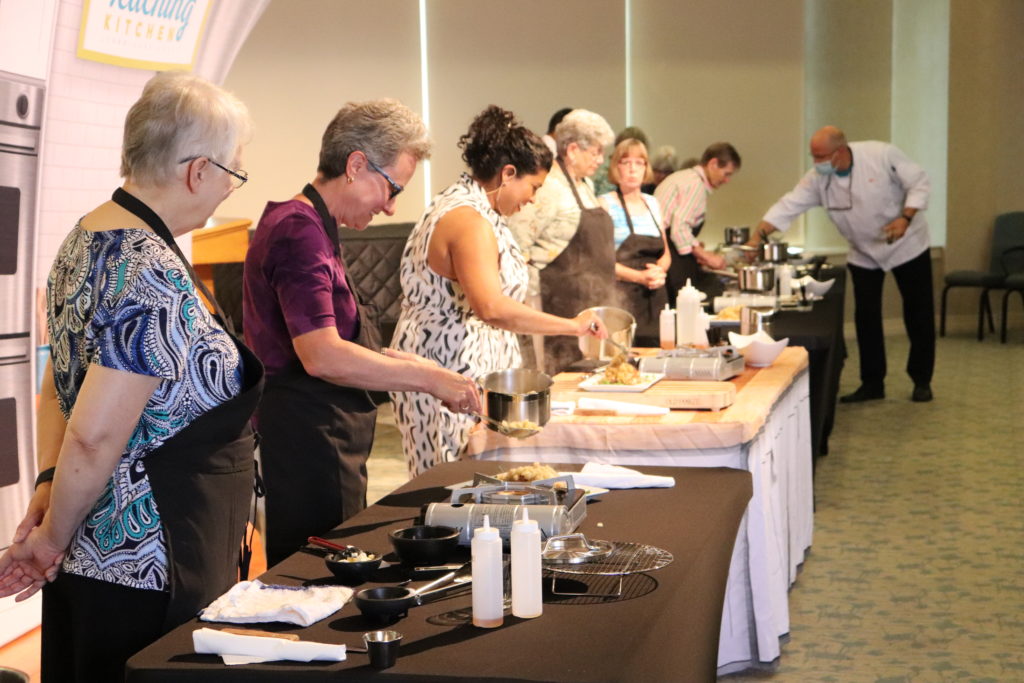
top-left (126, 461), bottom-right (752, 683)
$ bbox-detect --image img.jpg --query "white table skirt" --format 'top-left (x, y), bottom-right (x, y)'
top-left (466, 369), bottom-right (814, 674)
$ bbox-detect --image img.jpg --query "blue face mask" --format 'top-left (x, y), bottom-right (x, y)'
top-left (814, 160), bottom-right (835, 176)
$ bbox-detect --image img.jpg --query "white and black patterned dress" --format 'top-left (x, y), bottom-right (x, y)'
top-left (391, 174), bottom-right (527, 475)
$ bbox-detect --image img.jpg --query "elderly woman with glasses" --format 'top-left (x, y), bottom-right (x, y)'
top-left (508, 109), bottom-right (616, 374)
top-left (0, 72), bottom-right (261, 682)
top-left (598, 138), bottom-right (671, 346)
top-left (243, 100), bottom-right (480, 567)
top-left (390, 106), bottom-right (605, 476)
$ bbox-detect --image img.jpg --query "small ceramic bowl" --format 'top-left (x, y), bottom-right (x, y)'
top-left (325, 551), bottom-right (382, 585)
top-left (728, 331), bottom-right (789, 367)
top-left (796, 276), bottom-right (835, 297)
top-left (728, 330), bottom-right (776, 348)
top-left (389, 525), bottom-right (460, 566)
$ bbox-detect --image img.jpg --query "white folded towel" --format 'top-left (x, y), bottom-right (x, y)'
top-left (569, 462), bottom-right (675, 489)
top-left (576, 397), bottom-right (669, 416)
top-left (193, 627), bottom-right (347, 665)
top-left (199, 580), bottom-right (354, 627)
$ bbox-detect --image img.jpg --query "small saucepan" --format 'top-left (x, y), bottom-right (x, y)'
top-left (707, 265), bottom-right (776, 293)
top-left (354, 567), bottom-right (469, 622)
top-left (724, 226), bottom-right (750, 245)
top-left (478, 369), bottom-right (552, 435)
top-left (759, 240), bottom-right (789, 264)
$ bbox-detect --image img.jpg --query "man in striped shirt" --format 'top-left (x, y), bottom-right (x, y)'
top-left (655, 142), bottom-right (741, 300)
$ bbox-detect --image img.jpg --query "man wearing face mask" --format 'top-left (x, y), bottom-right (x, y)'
top-left (752, 125), bottom-right (934, 403)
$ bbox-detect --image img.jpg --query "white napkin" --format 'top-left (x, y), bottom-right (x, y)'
top-left (199, 580), bottom-right (354, 627)
top-left (570, 462), bottom-right (675, 489)
top-left (576, 397), bottom-right (669, 416)
top-left (193, 627), bottom-right (347, 665)
top-left (551, 400), bottom-right (576, 416)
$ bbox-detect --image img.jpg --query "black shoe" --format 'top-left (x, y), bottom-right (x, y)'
top-left (840, 385), bottom-right (885, 403)
top-left (911, 385), bottom-right (933, 402)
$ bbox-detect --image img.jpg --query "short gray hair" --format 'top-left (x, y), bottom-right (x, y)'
top-left (553, 109), bottom-right (614, 158)
top-left (121, 72), bottom-right (251, 185)
top-left (318, 99), bottom-right (431, 179)
top-left (651, 145), bottom-right (679, 174)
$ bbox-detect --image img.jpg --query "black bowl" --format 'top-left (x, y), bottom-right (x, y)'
top-left (324, 551), bottom-right (382, 585)
top-left (354, 586), bottom-right (414, 622)
top-left (388, 525), bottom-right (460, 566)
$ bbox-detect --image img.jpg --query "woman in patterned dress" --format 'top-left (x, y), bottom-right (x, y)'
top-left (391, 106), bottom-right (606, 476)
top-left (0, 73), bottom-right (262, 682)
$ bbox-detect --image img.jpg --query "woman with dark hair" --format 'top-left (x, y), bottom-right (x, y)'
top-left (507, 108), bottom-right (616, 374)
top-left (390, 106), bottom-right (605, 475)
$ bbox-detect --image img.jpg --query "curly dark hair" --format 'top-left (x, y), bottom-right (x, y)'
top-left (459, 105), bottom-right (553, 181)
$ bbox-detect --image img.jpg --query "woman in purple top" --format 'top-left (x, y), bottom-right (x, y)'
top-left (243, 100), bottom-right (481, 566)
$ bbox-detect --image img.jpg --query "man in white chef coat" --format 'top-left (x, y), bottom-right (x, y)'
top-left (753, 125), bottom-right (935, 403)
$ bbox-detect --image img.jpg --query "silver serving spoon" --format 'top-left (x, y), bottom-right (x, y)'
top-left (589, 322), bottom-right (638, 368)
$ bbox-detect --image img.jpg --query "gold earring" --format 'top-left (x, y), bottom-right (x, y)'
top-left (347, 176), bottom-right (354, 184)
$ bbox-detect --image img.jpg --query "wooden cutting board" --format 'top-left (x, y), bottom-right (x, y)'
top-left (552, 373), bottom-right (736, 410)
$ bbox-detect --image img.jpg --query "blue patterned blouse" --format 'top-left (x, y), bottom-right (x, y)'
top-left (47, 226), bottom-right (243, 591)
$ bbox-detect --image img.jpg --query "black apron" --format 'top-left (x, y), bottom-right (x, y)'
top-left (259, 184), bottom-right (382, 568)
top-left (110, 188), bottom-right (264, 631)
top-left (665, 216), bottom-right (704, 305)
top-left (539, 160), bottom-right (616, 375)
top-left (613, 188), bottom-right (667, 346)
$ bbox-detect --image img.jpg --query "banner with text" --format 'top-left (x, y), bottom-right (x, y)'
top-left (77, 0), bottom-right (213, 71)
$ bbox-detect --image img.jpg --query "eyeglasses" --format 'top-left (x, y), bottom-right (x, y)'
top-left (179, 156), bottom-right (248, 189)
top-left (365, 157), bottom-right (404, 200)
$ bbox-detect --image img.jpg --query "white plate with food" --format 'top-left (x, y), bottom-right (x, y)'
top-left (578, 371), bottom-right (664, 393)
top-left (446, 463), bottom-right (609, 498)
top-left (445, 478), bottom-right (609, 499)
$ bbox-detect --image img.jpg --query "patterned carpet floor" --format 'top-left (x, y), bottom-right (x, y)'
top-left (724, 331), bottom-right (1024, 682)
top-left (368, 330), bottom-right (1024, 682)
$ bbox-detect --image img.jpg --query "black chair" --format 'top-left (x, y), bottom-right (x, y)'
top-left (940, 211), bottom-right (1024, 340)
top-left (999, 246), bottom-right (1024, 343)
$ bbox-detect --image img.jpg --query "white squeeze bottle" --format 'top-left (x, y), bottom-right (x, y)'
top-left (511, 507), bottom-right (543, 618)
top-left (675, 278), bottom-right (702, 346)
top-left (472, 514), bottom-right (504, 628)
top-left (778, 264), bottom-right (792, 297)
top-left (659, 303), bottom-right (676, 350)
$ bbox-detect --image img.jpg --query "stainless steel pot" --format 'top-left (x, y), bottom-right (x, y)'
top-left (577, 306), bottom-right (636, 360)
top-left (478, 368), bottom-right (552, 431)
top-left (724, 226), bottom-right (750, 245)
top-left (740, 306), bottom-right (775, 335)
top-left (759, 241), bottom-right (789, 263)
top-left (738, 265), bottom-right (776, 292)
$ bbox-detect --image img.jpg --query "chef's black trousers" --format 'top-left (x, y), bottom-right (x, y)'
top-left (42, 571), bottom-right (169, 683)
top-left (847, 248), bottom-right (935, 389)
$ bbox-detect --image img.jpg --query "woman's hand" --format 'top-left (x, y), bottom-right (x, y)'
top-left (640, 264), bottom-right (666, 290)
top-left (574, 311), bottom-right (609, 338)
top-left (431, 368), bottom-right (482, 415)
top-left (12, 482), bottom-right (52, 544)
top-left (0, 527), bottom-right (64, 602)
